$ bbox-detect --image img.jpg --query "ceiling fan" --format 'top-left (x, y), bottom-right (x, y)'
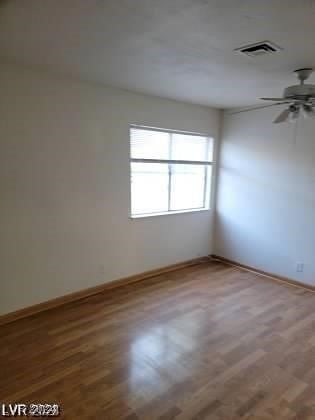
top-left (260, 68), bottom-right (315, 123)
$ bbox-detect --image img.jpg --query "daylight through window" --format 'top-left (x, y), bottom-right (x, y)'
top-left (130, 126), bottom-right (214, 217)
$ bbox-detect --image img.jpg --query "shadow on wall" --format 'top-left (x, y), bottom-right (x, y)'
top-left (217, 164), bottom-right (315, 209)
top-left (0, 0), bottom-right (10, 8)
top-left (214, 207), bottom-right (291, 271)
top-left (214, 106), bottom-right (315, 285)
top-left (215, 157), bottom-right (315, 283)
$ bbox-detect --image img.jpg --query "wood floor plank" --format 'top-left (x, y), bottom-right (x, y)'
top-left (1, 261), bottom-right (315, 419)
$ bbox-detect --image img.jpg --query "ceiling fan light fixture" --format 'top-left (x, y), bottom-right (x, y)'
top-left (262, 68), bottom-right (315, 123)
top-left (301, 104), bottom-right (315, 119)
top-left (288, 106), bottom-right (300, 123)
top-left (273, 105), bottom-right (299, 124)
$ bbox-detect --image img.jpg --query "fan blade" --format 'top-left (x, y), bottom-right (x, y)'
top-left (260, 97), bottom-right (287, 101)
top-left (227, 102), bottom-right (288, 116)
top-left (273, 108), bottom-right (290, 123)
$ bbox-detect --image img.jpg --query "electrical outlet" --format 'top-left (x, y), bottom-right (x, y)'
top-left (296, 263), bottom-right (304, 273)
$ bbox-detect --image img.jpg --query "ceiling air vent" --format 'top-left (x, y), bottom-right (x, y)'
top-left (235, 41), bottom-right (282, 57)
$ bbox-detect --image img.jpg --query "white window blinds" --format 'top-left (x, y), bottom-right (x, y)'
top-left (130, 126), bottom-right (214, 217)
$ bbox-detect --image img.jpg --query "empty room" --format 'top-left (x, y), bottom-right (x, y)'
top-left (1, 1), bottom-right (315, 419)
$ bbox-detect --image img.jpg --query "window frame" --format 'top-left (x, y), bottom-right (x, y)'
top-left (129, 124), bottom-right (215, 219)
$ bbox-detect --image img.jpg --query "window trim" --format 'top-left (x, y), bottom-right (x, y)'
top-left (130, 207), bottom-right (210, 220)
top-left (129, 124), bottom-right (213, 139)
top-left (131, 158), bottom-right (212, 165)
top-left (129, 124), bottom-right (215, 219)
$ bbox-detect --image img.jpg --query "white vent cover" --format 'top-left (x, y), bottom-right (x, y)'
top-left (235, 41), bottom-right (282, 57)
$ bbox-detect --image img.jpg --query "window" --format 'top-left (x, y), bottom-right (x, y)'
top-left (130, 126), bottom-right (214, 217)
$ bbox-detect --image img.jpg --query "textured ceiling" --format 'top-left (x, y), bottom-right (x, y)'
top-left (1, 0), bottom-right (315, 108)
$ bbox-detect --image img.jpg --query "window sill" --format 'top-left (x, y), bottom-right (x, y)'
top-left (130, 207), bottom-right (211, 219)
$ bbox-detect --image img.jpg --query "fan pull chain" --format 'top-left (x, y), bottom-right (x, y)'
top-left (293, 117), bottom-right (299, 145)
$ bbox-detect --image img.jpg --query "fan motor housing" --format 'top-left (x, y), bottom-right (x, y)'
top-left (284, 84), bottom-right (315, 99)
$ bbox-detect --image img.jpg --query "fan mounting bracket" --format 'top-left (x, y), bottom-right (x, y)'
top-left (294, 68), bottom-right (313, 83)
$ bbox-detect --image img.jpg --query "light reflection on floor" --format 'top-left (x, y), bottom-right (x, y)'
top-left (127, 309), bottom-right (209, 404)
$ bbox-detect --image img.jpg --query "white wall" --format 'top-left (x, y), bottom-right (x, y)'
top-left (0, 63), bottom-right (220, 315)
top-left (215, 106), bottom-right (315, 286)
